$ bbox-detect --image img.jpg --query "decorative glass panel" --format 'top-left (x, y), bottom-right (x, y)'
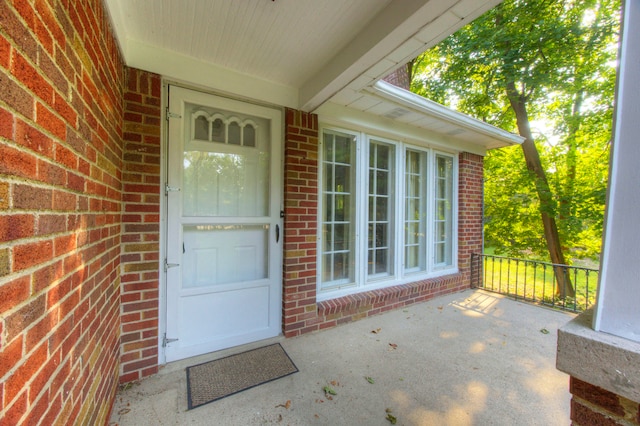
top-left (228, 121), bottom-right (241, 145)
top-left (212, 118), bottom-right (225, 142)
top-left (243, 124), bottom-right (256, 147)
top-left (194, 115), bottom-right (209, 140)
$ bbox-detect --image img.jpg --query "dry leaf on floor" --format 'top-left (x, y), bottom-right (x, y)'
top-left (389, 343), bottom-right (398, 350)
top-left (276, 400), bottom-right (291, 409)
top-left (540, 328), bottom-right (550, 334)
top-left (371, 328), bottom-right (382, 334)
top-left (365, 376), bottom-right (375, 384)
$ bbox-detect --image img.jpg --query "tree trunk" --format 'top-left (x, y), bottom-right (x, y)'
top-left (506, 81), bottom-right (576, 298)
top-left (559, 90), bottom-right (583, 223)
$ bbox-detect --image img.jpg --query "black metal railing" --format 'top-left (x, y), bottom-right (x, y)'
top-left (470, 253), bottom-right (599, 313)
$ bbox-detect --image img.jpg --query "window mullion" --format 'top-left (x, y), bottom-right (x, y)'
top-left (395, 145), bottom-right (405, 279)
top-left (356, 136), bottom-right (368, 289)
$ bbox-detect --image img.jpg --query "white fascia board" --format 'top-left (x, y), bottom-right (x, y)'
top-left (317, 101), bottom-right (488, 156)
top-left (369, 80), bottom-right (524, 147)
top-left (125, 39), bottom-right (299, 109)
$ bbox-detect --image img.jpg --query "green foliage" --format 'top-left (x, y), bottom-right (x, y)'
top-left (412, 0), bottom-right (620, 260)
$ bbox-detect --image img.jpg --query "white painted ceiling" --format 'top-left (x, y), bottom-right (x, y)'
top-left (108, 0), bottom-right (391, 88)
top-left (105, 0), bottom-right (521, 149)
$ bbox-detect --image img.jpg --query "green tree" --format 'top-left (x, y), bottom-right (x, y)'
top-left (411, 0), bottom-right (619, 297)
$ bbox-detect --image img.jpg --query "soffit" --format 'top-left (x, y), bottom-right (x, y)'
top-left (105, 0), bottom-right (390, 89)
top-left (104, 0), bottom-right (503, 112)
top-left (104, 0), bottom-right (519, 149)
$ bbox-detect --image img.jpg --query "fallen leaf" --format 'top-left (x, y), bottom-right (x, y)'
top-left (277, 414), bottom-right (283, 422)
top-left (437, 306), bottom-right (443, 310)
top-left (371, 328), bottom-right (382, 334)
top-left (323, 385), bottom-right (337, 396)
top-left (276, 400), bottom-right (291, 409)
top-left (365, 376), bottom-right (375, 384)
top-left (540, 328), bottom-right (550, 334)
top-left (118, 408), bottom-right (131, 415)
top-left (314, 414), bottom-right (320, 418)
top-left (385, 408), bottom-right (393, 413)
top-left (386, 413), bottom-right (397, 424)
top-left (330, 380), bottom-right (339, 386)
top-left (389, 343), bottom-right (398, 350)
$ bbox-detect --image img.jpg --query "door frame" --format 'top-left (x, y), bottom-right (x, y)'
top-left (158, 81), bottom-right (285, 364)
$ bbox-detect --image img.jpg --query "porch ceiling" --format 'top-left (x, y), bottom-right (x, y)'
top-left (104, 0), bottom-right (502, 111)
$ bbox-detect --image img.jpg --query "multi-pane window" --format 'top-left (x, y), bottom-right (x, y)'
top-left (404, 149), bottom-right (427, 273)
top-left (435, 155), bottom-right (454, 267)
top-left (368, 141), bottom-right (394, 278)
top-left (321, 130), bottom-right (356, 287)
top-left (319, 128), bottom-right (457, 296)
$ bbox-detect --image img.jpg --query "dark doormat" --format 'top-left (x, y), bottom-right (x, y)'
top-left (186, 343), bottom-right (298, 409)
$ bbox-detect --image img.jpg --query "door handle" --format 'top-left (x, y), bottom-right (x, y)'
top-left (275, 224), bottom-right (280, 243)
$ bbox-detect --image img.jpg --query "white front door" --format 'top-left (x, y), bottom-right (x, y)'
top-left (165, 86), bottom-right (282, 362)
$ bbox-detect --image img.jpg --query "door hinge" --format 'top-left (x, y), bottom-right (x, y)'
top-left (165, 183), bottom-right (181, 195)
top-left (164, 259), bottom-right (180, 272)
top-left (162, 333), bottom-right (179, 347)
top-left (166, 108), bottom-right (182, 121)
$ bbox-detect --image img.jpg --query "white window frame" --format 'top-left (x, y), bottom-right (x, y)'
top-left (317, 127), bottom-right (458, 301)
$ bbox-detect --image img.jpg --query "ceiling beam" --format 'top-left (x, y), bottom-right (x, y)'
top-left (299, 0), bottom-right (503, 112)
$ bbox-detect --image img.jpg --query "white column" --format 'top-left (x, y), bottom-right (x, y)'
top-left (593, 0), bottom-right (640, 343)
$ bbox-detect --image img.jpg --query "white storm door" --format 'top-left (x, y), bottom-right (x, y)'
top-left (165, 86), bottom-right (282, 362)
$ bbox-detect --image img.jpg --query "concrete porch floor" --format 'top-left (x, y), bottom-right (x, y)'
top-left (108, 290), bottom-right (573, 425)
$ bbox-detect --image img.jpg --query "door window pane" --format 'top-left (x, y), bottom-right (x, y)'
top-left (183, 104), bottom-right (270, 217)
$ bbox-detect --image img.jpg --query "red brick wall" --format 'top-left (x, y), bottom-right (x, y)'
top-left (383, 66), bottom-right (411, 90)
top-left (0, 0), bottom-right (124, 424)
top-left (458, 152), bottom-right (484, 284)
top-left (119, 68), bottom-right (162, 383)
top-left (570, 377), bottom-right (640, 425)
top-left (282, 109), bottom-right (320, 336)
top-left (281, 109), bottom-right (478, 337)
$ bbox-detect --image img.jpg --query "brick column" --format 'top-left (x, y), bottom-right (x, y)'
top-left (458, 152), bottom-right (484, 286)
top-left (282, 109), bottom-right (320, 337)
top-left (570, 377), bottom-right (640, 425)
top-left (119, 68), bottom-right (162, 382)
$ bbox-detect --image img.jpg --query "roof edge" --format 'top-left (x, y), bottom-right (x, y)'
top-left (368, 80), bottom-right (524, 147)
